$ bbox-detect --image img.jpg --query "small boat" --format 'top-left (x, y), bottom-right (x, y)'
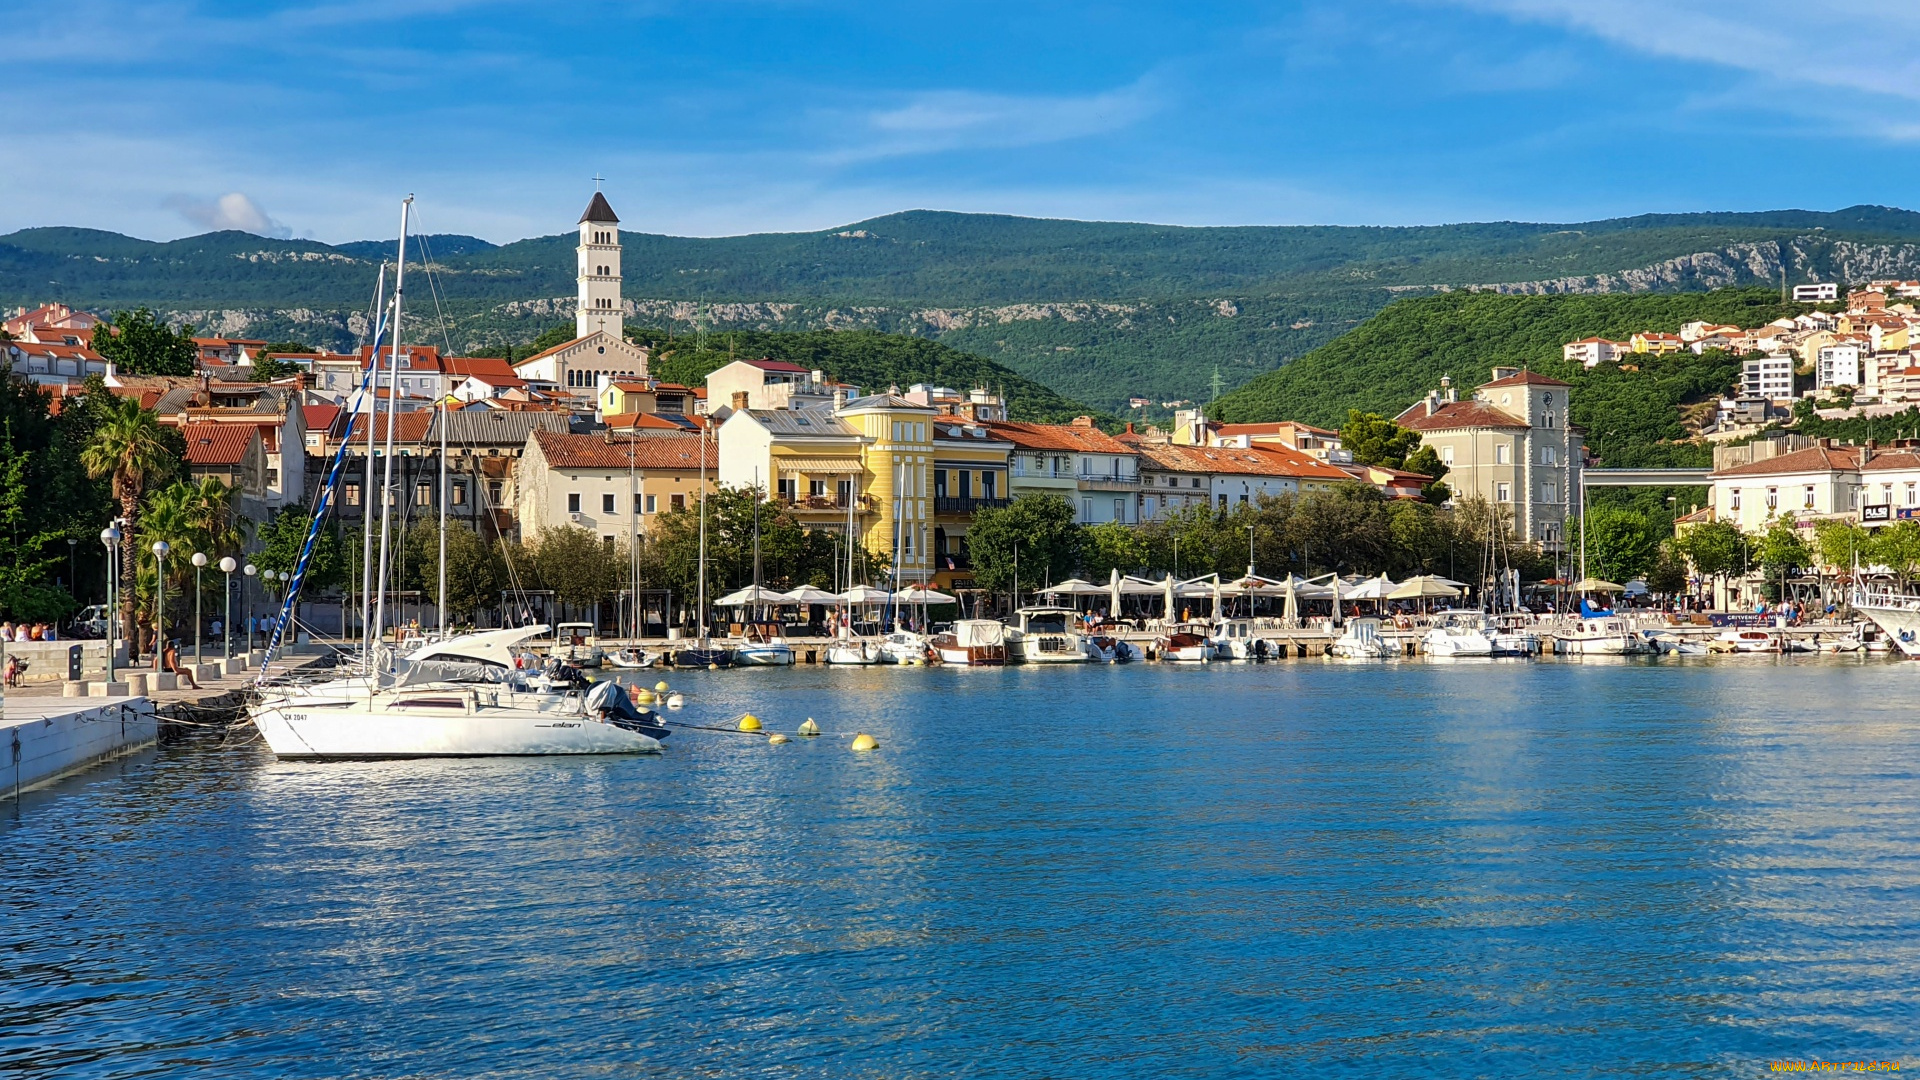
top-left (1005, 607), bottom-right (1093, 663)
top-left (672, 645), bottom-right (735, 668)
top-left (551, 622), bottom-right (604, 668)
top-left (1485, 613), bottom-right (1541, 657)
top-left (1209, 618), bottom-right (1274, 660)
top-left (1709, 628), bottom-right (1813, 654)
top-left (730, 623), bottom-right (795, 666)
top-left (1639, 630), bottom-right (1707, 656)
top-left (1155, 622), bottom-right (1216, 662)
top-left (825, 637), bottom-right (882, 665)
top-left (932, 619), bottom-right (1009, 665)
top-left (1553, 616), bottom-right (1649, 655)
top-left (878, 630), bottom-right (930, 665)
top-left (1085, 634), bottom-right (1124, 662)
top-left (1327, 617), bottom-right (1394, 659)
top-left (1423, 612), bottom-right (1493, 657)
top-left (606, 648), bottom-right (656, 669)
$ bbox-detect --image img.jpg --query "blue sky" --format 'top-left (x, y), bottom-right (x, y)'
top-left (4, 0), bottom-right (1918, 243)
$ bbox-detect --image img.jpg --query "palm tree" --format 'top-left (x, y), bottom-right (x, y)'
top-left (81, 396), bottom-right (175, 644)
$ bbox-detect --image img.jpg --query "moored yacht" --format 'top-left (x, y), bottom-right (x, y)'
top-left (932, 619), bottom-right (1009, 665)
top-left (1327, 617), bottom-right (1395, 659)
top-left (1005, 607), bottom-right (1094, 663)
top-left (1552, 616), bottom-right (1649, 655)
top-left (1155, 622), bottom-right (1216, 662)
top-left (1423, 611), bottom-right (1493, 657)
top-left (1209, 618), bottom-right (1274, 660)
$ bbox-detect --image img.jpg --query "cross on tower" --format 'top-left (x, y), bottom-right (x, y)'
top-left (592, 174), bottom-right (605, 191)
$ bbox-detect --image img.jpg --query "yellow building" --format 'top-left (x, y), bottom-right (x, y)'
top-left (598, 379), bottom-right (658, 417)
top-left (928, 416), bottom-right (1012, 591)
top-left (717, 392), bottom-right (939, 579)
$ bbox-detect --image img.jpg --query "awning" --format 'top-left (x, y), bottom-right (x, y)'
top-left (776, 457), bottom-right (865, 474)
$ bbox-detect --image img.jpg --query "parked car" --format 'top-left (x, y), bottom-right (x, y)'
top-left (72, 604), bottom-right (112, 638)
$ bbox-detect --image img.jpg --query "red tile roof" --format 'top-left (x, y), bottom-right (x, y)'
top-left (1399, 400), bottom-right (1529, 432)
top-left (605, 411), bottom-right (708, 432)
top-left (984, 419), bottom-right (1134, 454)
top-left (743, 359), bottom-right (812, 374)
top-left (303, 404), bottom-right (341, 433)
top-left (181, 422), bottom-right (257, 466)
top-left (1137, 442), bottom-right (1352, 481)
top-left (533, 430), bottom-right (714, 471)
top-left (1480, 369), bottom-right (1571, 389)
top-left (1710, 445), bottom-right (1860, 478)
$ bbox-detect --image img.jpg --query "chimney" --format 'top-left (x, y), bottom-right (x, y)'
top-left (1125, 422), bottom-right (1135, 435)
top-left (731, 390), bottom-right (749, 412)
top-left (1442, 374), bottom-right (1456, 403)
top-left (1071, 415), bottom-right (1095, 428)
top-left (1424, 390), bottom-right (1440, 417)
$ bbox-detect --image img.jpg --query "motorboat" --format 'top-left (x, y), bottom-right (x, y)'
top-left (1639, 629), bottom-right (1707, 656)
top-left (1084, 633), bottom-right (1125, 662)
top-left (1709, 628), bottom-right (1813, 654)
top-left (932, 619), bottom-right (1009, 665)
top-left (1423, 611), bottom-right (1493, 657)
top-left (730, 623), bottom-right (795, 666)
top-left (825, 637), bottom-right (882, 665)
top-left (1154, 622), bottom-right (1216, 662)
top-left (1210, 619), bottom-right (1274, 660)
top-left (1552, 616), bottom-right (1649, 655)
top-left (250, 677), bottom-right (666, 758)
top-left (671, 643), bottom-right (736, 668)
top-left (1005, 607), bottom-right (1094, 663)
top-left (1484, 613), bottom-right (1541, 657)
top-left (606, 647), bottom-right (656, 669)
top-left (1327, 617), bottom-right (1395, 659)
top-left (878, 630), bottom-right (930, 665)
top-left (551, 622), bottom-right (604, 668)
top-left (1850, 584), bottom-right (1920, 656)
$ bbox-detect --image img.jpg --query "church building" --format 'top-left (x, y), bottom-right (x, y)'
top-left (511, 191), bottom-right (654, 402)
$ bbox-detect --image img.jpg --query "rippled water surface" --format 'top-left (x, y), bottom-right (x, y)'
top-left (6, 659), bottom-right (1920, 1077)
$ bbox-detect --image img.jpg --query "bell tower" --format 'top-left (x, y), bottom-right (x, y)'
top-left (576, 190), bottom-right (623, 340)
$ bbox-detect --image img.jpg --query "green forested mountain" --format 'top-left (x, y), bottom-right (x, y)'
top-left (8, 207), bottom-right (1920, 411)
top-left (1208, 287), bottom-right (1809, 467)
top-left (630, 328), bottom-right (1107, 425)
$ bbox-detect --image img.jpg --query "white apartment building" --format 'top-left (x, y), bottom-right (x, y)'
top-left (1816, 342), bottom-right (1864, 391)
top-left (1562, 337), bottom-right (1622, 368)
top-left (1741, 354), bottom-right (1795, 401)
top-left (1708, 441), bottom-right (1920, 539)
top-left (1793, 282), bottom-right (1840, 302)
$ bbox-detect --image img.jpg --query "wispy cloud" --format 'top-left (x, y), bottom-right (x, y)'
top-left (163, 192), bottom-right (294, 238)
top-left (832, 80), bottom-right (1162, 162)
top-left (1444, 0), bottom-right (1920, 103)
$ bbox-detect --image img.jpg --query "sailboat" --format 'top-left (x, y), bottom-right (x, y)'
top-left (247, 196), bottom-right (664, 757)
top-left (673, 420), bottom-right (733, 668)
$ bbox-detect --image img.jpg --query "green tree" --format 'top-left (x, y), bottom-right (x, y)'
top-left (1340, 410), bottom-right (1421, 469)
top-left (1080, 520), bottom-right (1150, 580)
top-left (1287, 484), bottom-right (1395, 575)
top-left (251, 353), bottom-right (300, 382)
top-left (1868, 520), bottom-right (1920, 583)
top-left (0, 422), bottom-right (74, 621)
top-left (260, 340), bottom-right (313, 355)
top-left (968, 493), bottom-right (1081, 600)
top-left (1582, 504), bottom-right (1659, 583)
top-left (93, 308), bottom-right (197, 376)
top-left (139, 478), bottom-right (251, 629)
top-left (1753, 516), bottom-right (1812, 599)
top-left (81, 395), bottom-right (180, 639)
top-left (528, 525), bottom-right (619, 611)
top-left (402, 521), bottom-right (503, 620)
top-left (1813, 519), bottom-right (1872, 572)
top-left (256, 507), bottom-right (339, 590)
top-left (1645, 542), bottom-right (1688, 599)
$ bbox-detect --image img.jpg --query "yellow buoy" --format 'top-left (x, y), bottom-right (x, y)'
top-left (738, 714), bottom-right (762, 732)
top-left (767, 733), bottom-right (789, 745)
top-left (797, 718), bottom-right (821, 737)
top-left (708, 662), bottom-right (719, 670)
top-left (633, 687), bottom-right (654, 704)
top-left (850, 733), bottom-right (879, 752)
top-left (655, 680), bottom-right (669, 693)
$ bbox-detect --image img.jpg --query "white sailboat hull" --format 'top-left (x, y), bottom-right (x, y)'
top-left (1853, 595), bottom-right (1920, 656)
top-left (1423, 631), bottom-right (1492, 657)
top-left (251, 698), bottom-right (660, 758)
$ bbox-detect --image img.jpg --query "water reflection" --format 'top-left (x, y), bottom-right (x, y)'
top-left (4, 660), bottom-right (1918, 1076)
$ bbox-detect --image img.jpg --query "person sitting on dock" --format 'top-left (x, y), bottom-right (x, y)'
top-left (163, 641), bottom-right (198, 690)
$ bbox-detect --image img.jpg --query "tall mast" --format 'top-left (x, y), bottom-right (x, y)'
top-left (629, 434), bottom-right (638, 641)
top-left (436, 391), bottom-right (447, 635)
top-left (359, 263), bottom-right (386, 657)
top-left (696, 419), bottom-right (709, 644)
top-left (371, 195), bottom-right (411, 661)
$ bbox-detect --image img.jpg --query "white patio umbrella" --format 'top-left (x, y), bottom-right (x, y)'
top-left (1041, 578), bottom-right (1107, 595)
top-left (896, 583), bottom-right (958, 605)
top-left (1387, 575), bottom-right (1463, 601)
top-left (1282, 578), bottom-right (1298, 626)
top-left (714, 585), bottom-right (796, 607)
top-left (838, 585), bottom-right (894, 604)
top-left (1344, 574), bottom-right (1399, 601)
top-left (1162, 574), bottom-right (1177, 624)
top-left (784, 585), bottom-right (841, 605)
top-left (1109, 567), bottom-right (1123, 619)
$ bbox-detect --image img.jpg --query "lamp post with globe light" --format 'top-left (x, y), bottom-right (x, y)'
top-left (191, 552), bottom-right (208, 663)
top-left (220, 557), bottom-right (237, 661)
top-left (243, 563), bottom-right (257, 651)
top-left (101, 525), bottom-right (120, 683)
top-left (151, 541), bottom-right (170, 670)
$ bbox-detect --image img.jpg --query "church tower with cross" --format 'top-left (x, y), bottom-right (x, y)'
top-left (576, 188), bottom-right (623, 340)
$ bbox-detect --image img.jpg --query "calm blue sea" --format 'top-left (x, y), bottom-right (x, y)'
top-left (4, 658), bottom-right (1919, 1077)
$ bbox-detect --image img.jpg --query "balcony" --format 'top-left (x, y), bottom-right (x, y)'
top-left (781, 494), bottom-right (876, 514)
top-left (1076, 472), bottom-right (1141, 489)
top-left (934, 495), bottom-right (1010, 514)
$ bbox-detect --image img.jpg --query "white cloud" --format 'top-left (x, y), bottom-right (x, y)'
top-left (163, 192), bottom-right (294, 237)
top-left (834, 80), bottom-right (1161, 162)
top-left (1443, 0), bottom-right (1920, 103)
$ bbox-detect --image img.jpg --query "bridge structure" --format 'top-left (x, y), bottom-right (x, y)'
top-left (1581, 468), bottom-right (1711, 487)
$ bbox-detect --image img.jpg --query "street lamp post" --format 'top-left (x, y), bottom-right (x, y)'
top-left (67, 538), bottom-right (77, 594)
top-left (191, 552), bottom-right (208, 664)
top-left (100, 526), bottom-right (120, 684)
top-left (151, 540), bottom-right (170, 670)
top-left (243, 563), bottom-right (257, 651)
top-left (220, 557), bottom-right (237, 661)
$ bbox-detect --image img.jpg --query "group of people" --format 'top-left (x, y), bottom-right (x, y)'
top-left (1, 621), bottom-right (57, 642)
